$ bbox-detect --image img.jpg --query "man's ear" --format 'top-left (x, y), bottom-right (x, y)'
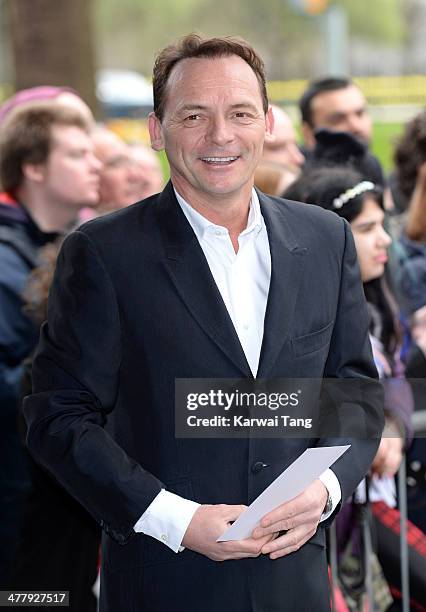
top-left (148, 112), bottom-right (165, 151)
top-left (301, 121), bottom-right (316, 150)
top-left (264, 106), bottom-right (275, 144)
top-left (22, 162), bottom-right (46, 184)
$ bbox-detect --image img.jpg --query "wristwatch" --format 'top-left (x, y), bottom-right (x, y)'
top-left (323, 493), bottom-right (333, 515)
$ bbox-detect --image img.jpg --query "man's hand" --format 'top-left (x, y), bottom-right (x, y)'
top-left (182, 504), bottom-right (276, 561)
top-left (251, 479), bottom-right (328, 560)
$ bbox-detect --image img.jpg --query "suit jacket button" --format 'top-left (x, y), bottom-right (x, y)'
top-left (251, 461), bottom-right (268, 474)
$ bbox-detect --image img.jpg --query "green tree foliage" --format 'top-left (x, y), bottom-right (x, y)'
top-left (94, 0), bottom-right (405, 78)
top-left (338, 0), bottom-right (404, 45)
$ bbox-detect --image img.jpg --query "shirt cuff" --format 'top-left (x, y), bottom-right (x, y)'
top-left (318, 468), bottom-right (341, 521)
top-left (133, 489), bottom-right (200, 553)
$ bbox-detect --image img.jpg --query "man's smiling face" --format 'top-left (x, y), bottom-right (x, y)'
top-left (149, 55), bottom-right (273, 205)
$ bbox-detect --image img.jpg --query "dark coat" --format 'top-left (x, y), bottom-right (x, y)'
top-left (24, 184), bottom-right (382, 612)
top-left (397, 234), bottom-right (426, 314)
top-left (0, 195), bottom-right (57, 584)
top-left (0, 198), bottom-right (48, 416)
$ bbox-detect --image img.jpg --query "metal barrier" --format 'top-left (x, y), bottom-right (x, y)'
top-left (329, 410), bottom-right (426, 611)
top-left (395, 409), bottom-right (426, 612)
top-left (413, 410), bottom-right (426, 435)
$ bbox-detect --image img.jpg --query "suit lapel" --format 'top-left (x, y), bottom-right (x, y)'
top-left (156, 183), bottom-right (252, 377)
top-left (257, 193), bottom-right (308, 378)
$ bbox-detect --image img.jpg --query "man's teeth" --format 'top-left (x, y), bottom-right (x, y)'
top-left (201, 156), bottom-right (238, 162)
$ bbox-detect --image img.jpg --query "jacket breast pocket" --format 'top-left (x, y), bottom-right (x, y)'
top-left (291, 321), bottom-right (334, 358)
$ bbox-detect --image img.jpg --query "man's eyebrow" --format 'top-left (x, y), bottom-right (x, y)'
top-left (177, 102), bottom-right (260, 113)
top-left (326, 105), bottom-right (366, 120)
top-left (228, 102), bottom-right (260, 113)
top-left (178, 104), bottom-right (209, 113)
top-left (326, 111), bottom-right (347, 120)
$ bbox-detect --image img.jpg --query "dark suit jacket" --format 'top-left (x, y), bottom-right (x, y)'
top-left (24, 183), bottom-right (382, 612)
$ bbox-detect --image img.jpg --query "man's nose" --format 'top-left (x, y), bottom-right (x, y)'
top-left (207, 116), bottom-right (233, 146)
top-left (347, 115), bottom-right (365, 136)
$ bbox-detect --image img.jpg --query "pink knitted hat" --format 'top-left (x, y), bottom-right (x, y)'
top-left (0, 86), bottom-right (78, 124)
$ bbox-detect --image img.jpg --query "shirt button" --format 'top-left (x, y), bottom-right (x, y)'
top-left (243, 323), bottom-right (249, 330)
top-left (160, 534), bottom-right (169, 543)
top-left (215, 230), bottom-right (222, 236)
top-left (251, 461), bottom-right (268, 474)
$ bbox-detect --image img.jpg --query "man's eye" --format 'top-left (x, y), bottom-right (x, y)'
top-left (185, 114), bottom-right (200, 121)
top-left (235, 112), bottom-right (249, 118)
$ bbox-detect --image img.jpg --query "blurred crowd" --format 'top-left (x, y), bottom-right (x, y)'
top-left (0, 77), bottom-right (425, 611)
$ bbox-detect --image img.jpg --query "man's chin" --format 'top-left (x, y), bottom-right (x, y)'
top-left (194, 175), bottom-right (255, 197)
top-left (200, 185), bottom-right (253, 200)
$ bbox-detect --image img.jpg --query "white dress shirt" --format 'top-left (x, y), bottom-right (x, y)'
top-left (134, 187), bottom-right (341, 551)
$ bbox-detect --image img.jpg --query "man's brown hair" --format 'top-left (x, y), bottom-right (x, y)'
top-left (152, 33), bottom-right (269, 121)
top-left (0, 101), bottom-right (90, 194)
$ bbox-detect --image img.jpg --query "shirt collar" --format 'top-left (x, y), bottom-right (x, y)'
top-left (174, 186), bottom-right (263, 241)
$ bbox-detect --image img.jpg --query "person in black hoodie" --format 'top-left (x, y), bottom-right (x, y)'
top-left (0, 101), bottom-right (100, 584)
top-left (296, 127), bottom-right (385, 188)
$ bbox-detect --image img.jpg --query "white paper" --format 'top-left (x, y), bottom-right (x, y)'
top-left (218, 445), bottom-right (350, 541)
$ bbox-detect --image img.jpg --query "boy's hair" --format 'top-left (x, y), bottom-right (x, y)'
top-left (0, 101), bottom-right (90, 193)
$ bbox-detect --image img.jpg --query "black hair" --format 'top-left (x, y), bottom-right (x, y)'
top-left (299, 77), bottom-right (353, 127)
top-left (283, 165), bottom-right (383, 221)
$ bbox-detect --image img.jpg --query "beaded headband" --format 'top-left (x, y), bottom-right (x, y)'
top-left (332, 181), bottom-right (375, 210)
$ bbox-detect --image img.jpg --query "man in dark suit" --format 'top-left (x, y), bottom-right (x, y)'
top-left (24, 35), bottom-right (382, 611)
